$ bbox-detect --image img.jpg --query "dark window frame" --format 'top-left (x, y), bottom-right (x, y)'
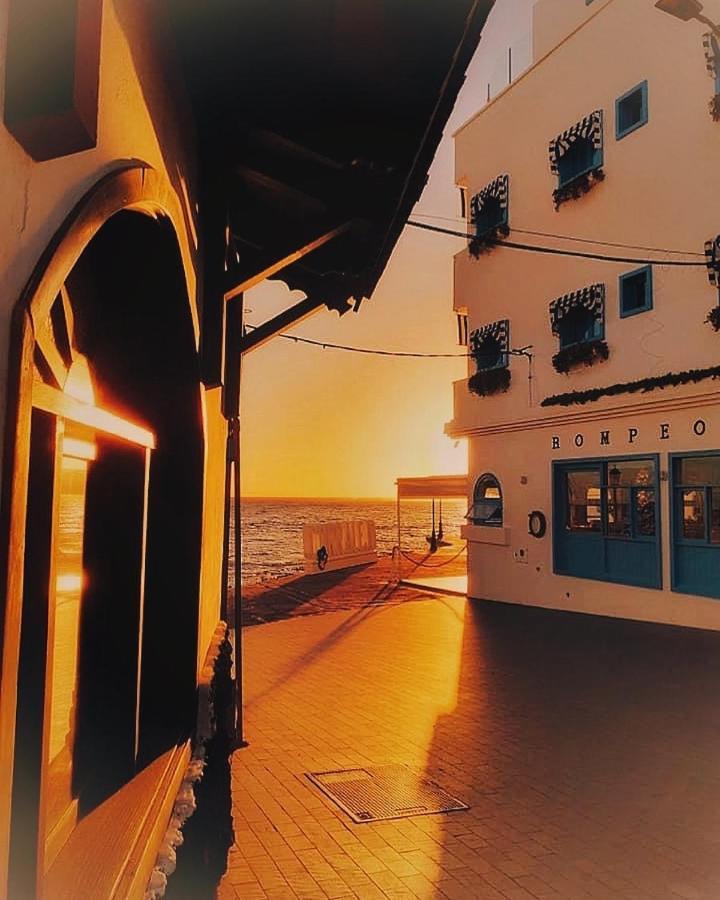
top-left (467, 473), bottom-right (503, 527)
top-left (557, 137), bottom-right (603, 188)
top-left (619, 265), bottom-right (653, 318)
top-left (615, 80), bottom-right (649, 140)
top-left (557, 305), bottom-right (605, 349)
top-left (552, 454), bottom-right (662, 588)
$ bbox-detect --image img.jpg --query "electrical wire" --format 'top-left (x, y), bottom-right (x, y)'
top-left (243, 323), bottom-right (532, 359)
top-left (410, 213), bottom-right (706, 257)
top-left (509, 227), bottom-right (705, 258)
top-left (407, 219), bottom-right (708, 267)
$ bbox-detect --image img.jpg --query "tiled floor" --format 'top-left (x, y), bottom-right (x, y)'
top-left (219, 591), bottom-right (720, 899)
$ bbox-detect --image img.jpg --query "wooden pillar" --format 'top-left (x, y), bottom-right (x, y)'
top-left (7, 410), bottom-right (57, 898)
top-left (199, 168), bottom-right (227, 388)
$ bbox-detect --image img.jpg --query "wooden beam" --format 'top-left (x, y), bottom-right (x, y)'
top-left (31, 382), bottom-right (155, 449)
top-left (199, 168), bottom-right (227, 388)
top-left (224, 223), bottom-right (352, 303)
top-left (222, 295), bottom-right (243, 420)
top-left (238, 296), bottom-right (326, 356)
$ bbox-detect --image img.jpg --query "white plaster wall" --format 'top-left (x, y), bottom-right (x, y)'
top-left (466, 401), bottom-right (720, 630)
top-left (453, 0), bottom-right (720, 629)
top-left (453, 0), bottom-right (720, 426)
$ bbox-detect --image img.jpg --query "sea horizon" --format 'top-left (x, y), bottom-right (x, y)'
top-left (238, 496), bottom-right (468, 585)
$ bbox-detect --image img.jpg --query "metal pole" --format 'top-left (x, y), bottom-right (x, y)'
top-left (231, 417), bottom-right (248, 748)
top-left (396, 489), bottom-right (401, 578)
top-left (220, 432), bottom-right (232, 624)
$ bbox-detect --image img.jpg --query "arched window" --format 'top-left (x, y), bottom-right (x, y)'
top-left (468, 473), bottom-right (503, 526)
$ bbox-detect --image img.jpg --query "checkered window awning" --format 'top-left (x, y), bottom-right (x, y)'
top-left (548, 110), bottom-right (603, 175)
top-left (705, 236), bottom-right (720, 286)
top-left (470, 174), bottom-right (509, 225)
top-left (703, 33), bottom-right (719, 79)
top-left (549, 284), bottom-right (605, 335)
top-left (469, 319), bottom-right (510, 366)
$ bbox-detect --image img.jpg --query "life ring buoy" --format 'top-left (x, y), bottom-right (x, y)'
top-left (528, 510), bottom-right (547, 539)
top-left (317, 545), bottom-right (329, 570)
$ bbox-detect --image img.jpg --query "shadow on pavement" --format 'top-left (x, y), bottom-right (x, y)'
top-left (424, 600), bottom-right (720, 898)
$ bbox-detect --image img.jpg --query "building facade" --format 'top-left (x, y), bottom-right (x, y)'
top-left (0, 1), bottom-right (491, 896)
top-left (448, 0), bottom-right (720, 630)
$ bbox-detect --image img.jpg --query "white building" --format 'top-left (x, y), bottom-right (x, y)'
top-left (448, 0), bottom-right (720, 630)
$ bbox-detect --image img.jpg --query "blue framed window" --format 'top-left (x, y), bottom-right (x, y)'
top-left (615, 81), bottom-right (648, 140)
top-left (557, 138), bottom-right (602, 187)
top-left (557, 305), bottom-right (604, 348)
top-left (468, 473), bottom-right (503, 526)
top-left (671, 453), bottom-right (720, 599)
top-left (473, 334), bottom-right (505, 370)
top-left (470, 174), bottom-right (509, 240)
top-left (553, 456), bottom-right (661, 588)
top-left (469, 319), bottom-right (510, 370)
top-left (619, 265), bottom-right (653, 317)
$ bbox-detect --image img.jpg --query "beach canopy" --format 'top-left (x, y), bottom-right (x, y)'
top-left (395, 475), bottom-right (469, 500)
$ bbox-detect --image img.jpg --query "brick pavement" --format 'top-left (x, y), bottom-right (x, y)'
top-left (219, 584), bottom-right (720, 900)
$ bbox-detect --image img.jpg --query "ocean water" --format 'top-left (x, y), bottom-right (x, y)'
top-left (238, 498), bottom-right (468, 585)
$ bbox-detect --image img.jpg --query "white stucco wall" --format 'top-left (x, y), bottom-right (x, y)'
top-left (451, 0), bottom-right (720, 628)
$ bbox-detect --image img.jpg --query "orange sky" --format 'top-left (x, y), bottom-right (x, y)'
top-left (240, 1), bottom-right (536, 499)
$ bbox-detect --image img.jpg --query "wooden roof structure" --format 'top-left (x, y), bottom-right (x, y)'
top-left (396, 475), bottom-right (469, 499)
top-left (167, 0), bottom-right (495, 372)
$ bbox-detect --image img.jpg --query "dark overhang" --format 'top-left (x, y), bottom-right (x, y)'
top-left (169, 0), bottom-right (494, 316)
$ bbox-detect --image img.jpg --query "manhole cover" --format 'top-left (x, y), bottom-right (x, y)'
top-left (305, 765), bottom-right (468, 823)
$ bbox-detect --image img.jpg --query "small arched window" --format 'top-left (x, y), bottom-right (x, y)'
top-left (468, 473), bottom-right (503, 526)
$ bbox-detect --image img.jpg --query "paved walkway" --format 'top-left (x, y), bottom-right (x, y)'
top-left (219, 583), bottom-right (720, 900)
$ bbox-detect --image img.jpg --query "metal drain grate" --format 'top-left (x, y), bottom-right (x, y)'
top-left (305, 764), bottom-right (468, 823)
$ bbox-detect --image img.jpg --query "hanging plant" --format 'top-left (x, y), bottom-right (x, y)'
top-left (710, 94), bottom-right (720, 122)
top-left (552, 339), bottom-right (609, 374)
top-left (468, 223), bottom-right (510, 259)
top-left (553, 167), bottom-right (605, 210)
top-left (468, 366), bottom-right (511, 397)
top-left (705, 305), bottom-right (720, 331)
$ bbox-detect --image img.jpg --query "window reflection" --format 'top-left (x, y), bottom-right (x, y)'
top-left (682, 490), bottom-right (705, 541)
top-left (46, 424), bottom-right (94, 854)
top-left (567, 470), bottom-right (601, 531)
top-left (675, 456), bottom-right (720, 545)
top-left (565, 459), bottom-right (656, 539)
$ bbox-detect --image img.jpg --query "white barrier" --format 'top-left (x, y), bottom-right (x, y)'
top-left (302, 519), bottom-right (377, 575)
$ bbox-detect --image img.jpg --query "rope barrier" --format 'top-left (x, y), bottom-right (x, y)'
top-left (399, 543), bottom-right (467, 568)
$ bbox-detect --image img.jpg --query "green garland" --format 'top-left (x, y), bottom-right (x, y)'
top-left (468, 366), bottom-right (511, 397)
top-left (542, 364), bottom-right (720, 408)
top-left (705, 306), bottom-right (720, 331)
top-left (552, 339), bottom-right (609, 374)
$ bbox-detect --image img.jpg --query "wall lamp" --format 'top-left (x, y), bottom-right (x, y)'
top-left (655, 0), bottom-right (720, 36)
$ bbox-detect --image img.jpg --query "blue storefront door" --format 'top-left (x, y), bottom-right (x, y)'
top-left (553, 457), bottom-right (661, 589)
top-left (672, 454), bottom-right (720, 600)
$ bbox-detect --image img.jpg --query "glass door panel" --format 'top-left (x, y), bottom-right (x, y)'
top-left (44, 426), bottom-right (95, 868)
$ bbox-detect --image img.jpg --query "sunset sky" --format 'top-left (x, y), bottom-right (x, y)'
top-left (240, 0), bottom-right (537, 498)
